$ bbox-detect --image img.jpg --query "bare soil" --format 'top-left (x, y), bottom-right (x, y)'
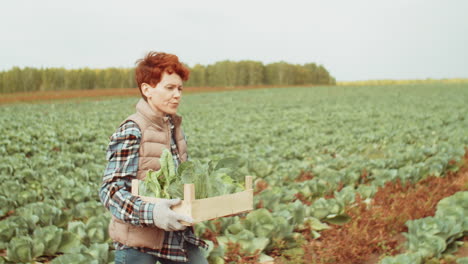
top-left (301, 149), bottom-right (468, 264)
top-left (0, 85), bottom-right (317, 105)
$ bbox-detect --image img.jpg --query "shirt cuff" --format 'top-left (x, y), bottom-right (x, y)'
top-left (138, 201), bottom-right (155, 226)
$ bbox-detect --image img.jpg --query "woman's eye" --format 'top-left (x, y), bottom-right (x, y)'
top-left (166, 85), bottom-right (182, 91)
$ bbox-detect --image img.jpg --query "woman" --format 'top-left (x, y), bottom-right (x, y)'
top-left (99, 52), bottom-right (208, 264)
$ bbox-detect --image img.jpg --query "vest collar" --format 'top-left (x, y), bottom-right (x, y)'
top-left (135, 98), bottom-right (182, 129)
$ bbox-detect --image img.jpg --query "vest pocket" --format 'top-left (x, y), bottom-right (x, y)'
top-left (125, 224), bottom-right (165, 249)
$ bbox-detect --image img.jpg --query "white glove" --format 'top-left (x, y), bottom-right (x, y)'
top-left (152, 198), bottom-right (193, 231)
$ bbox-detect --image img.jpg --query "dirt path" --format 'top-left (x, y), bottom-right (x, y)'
top-left (0, 85), bottom-right (317, 105)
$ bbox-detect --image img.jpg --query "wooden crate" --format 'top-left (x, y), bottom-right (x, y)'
top-left (131, 176), bottom-right (253, 225)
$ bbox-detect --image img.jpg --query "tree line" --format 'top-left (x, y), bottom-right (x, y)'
top-left (0, 61), bottom-right (335, 94)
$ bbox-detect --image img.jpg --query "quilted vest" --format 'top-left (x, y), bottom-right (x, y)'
top-left (108, 98), bottom-right (188, 249)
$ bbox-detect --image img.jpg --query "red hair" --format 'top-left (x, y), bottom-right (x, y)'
top-left (135, 52), bottom-right (190, 100)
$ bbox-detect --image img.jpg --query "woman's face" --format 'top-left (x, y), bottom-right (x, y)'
top-left (142, 72), bottom-right (183, 115)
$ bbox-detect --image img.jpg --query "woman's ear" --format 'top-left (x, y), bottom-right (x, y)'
top-left (141, 83), bottom-right (152, 98)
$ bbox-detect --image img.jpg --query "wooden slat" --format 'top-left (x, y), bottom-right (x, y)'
top-left (191, 189), bottom-right (254, 222)
top-left (184, 184), bottom-right (195, 202)
top-left (131, 179), bottom-right (139, 196)
top-left (245, 176), bottom-right (253, 190)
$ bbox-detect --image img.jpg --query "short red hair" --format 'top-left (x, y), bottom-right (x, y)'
top-left (135, 52), bottom-right (190, 100)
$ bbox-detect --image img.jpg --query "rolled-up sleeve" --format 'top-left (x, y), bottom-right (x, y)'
top-left (99, 121), bottom-right (155, 226)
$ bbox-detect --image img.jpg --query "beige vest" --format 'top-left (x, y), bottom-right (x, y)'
top-left (108, 98), bottom-right (188, 249)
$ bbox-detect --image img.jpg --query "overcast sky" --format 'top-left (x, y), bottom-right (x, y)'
top-left (1, 0), bottom-right (467, 81)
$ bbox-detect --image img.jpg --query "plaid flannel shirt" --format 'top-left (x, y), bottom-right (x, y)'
top-left (99, 117), bottom-right (208, 262)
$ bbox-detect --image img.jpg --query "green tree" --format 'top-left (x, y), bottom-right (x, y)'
top-left (0, 60), bottom-right (335, 93)
top-left (186, 64), bottom-right (206, 87)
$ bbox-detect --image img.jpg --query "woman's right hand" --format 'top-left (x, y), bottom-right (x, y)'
top-left (152, 198), bottom-right (193, 231)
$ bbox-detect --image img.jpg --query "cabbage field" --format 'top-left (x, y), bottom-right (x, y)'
top-left (0, 84), bottom-right (467, 264)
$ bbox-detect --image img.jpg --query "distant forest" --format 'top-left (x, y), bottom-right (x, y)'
top-left (0, 60), bottom-right (335, 94)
